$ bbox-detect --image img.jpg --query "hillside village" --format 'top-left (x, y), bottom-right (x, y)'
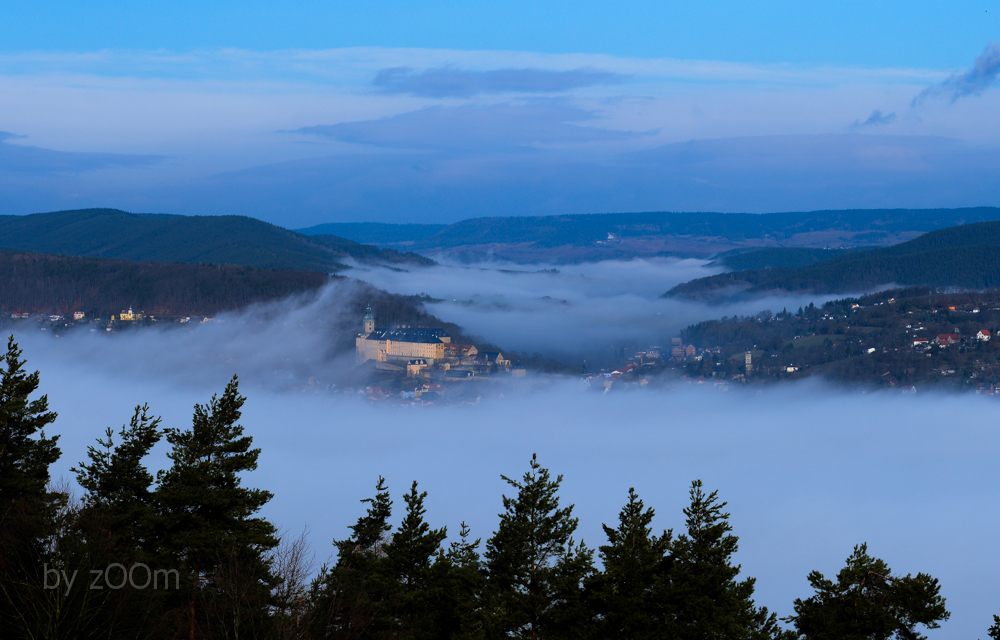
top-left (14, 287), bottom-right (1000, 398)
top-left (5, 306), bottom-right (213, 334)
top-left (655, 287), bottom-right (1000, 392)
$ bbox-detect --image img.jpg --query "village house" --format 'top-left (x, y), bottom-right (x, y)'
top-left (443, 343), bottom-right (478, 364)
top-left (476, 351), bottom-right (511, 372)
top-left (977, 329), bottom-right (992, 341)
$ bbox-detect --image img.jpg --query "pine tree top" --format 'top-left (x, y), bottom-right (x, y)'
top-left (0, 335), bottom-right (60, 510)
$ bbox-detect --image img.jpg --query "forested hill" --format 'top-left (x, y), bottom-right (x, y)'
top-left (298, 222), bottom-right (447, 246)
top-left (0, 249), bottom-right (475, 351)
top-left (300, 207), bottom-right (1000, 252)
top-left (710, 247), bottom-right (856, 270)
top-left (0, 249), bottom-right (332, 316)
top-left (667, 221), bottom-right (1000, 298)
top-left (0, 209), bottom-right (434, 272)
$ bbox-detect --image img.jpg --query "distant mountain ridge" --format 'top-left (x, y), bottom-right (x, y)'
top-left (0, 209), bottom-right (434, 272)
top-left (300, 207), bottom-right (1000, 262)
top-left (666, 220), bottom-right (1000, 299)
top-left (298, 222), bottom-right (447, 246)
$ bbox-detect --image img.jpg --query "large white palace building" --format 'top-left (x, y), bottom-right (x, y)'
top-left (355, 305), bottom-right (451, 365)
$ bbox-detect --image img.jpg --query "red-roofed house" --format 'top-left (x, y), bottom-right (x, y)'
top-left (936, 334), bottom-right (960, 346)
top-left (977, 330), bottom-right (992, 342)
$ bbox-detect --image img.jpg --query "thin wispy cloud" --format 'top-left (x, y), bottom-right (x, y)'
top-left (913, 41), bottom-right (1000, 105)
top-left (850, 110), bottom-right (897, 129)
top-left (2, 46), bottom-right (999, 222)
top-left (203, 133), bottom-right (1000, 225)
top-left (0, 132), bottom-right (165, 174)
top-left (293, 102), bottom-right (648, 151)
top-left (372, 66), bottom-right (628, 98)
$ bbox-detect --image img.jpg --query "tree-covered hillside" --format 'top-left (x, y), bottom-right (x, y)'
top-left (668, 221), bottom-right (1000, 298)
top-left (297, 222), bottom-right (447, 246)
top-left (712, 247), bottom-right (855, 270)
top-left (0, 249), bottom-right (332, 316)
top-left (0, 209), bottom-right (433, 272)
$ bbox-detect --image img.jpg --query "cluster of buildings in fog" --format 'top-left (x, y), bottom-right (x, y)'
top-left (355, 305), bottom-right (524, 380)
top-left (7, 306), bottom-right (213, 334)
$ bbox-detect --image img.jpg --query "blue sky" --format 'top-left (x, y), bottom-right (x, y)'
top-left (5, 1), bottom-right (998, 67)
top-left (1, 2), bottom-right (999, 225)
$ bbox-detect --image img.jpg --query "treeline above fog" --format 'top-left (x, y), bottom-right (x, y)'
top-left (0, 208), bottom-right (434, 273)
top-left (300, 207), bottom-right (1000, 251)
top-left (711, 247), bottom-right (856, 271)
top-left (0, 249), bottom-right (331, 316)
top-left (0, 338), bottom-right (980, 640)
top-left (668, 221), bottom-right (1000, 298)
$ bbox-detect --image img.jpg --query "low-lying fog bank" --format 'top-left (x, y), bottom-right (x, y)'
top-left (352, 257), bottom-right (855, 362)
top-left (27, 351), bottom-right (1000, 638)
top-left (8, 266), bottom-right (995, 637)
top-left (9, 280), bottom-right (366, 394)
top-left (7, 259), bottom-right (862, 386)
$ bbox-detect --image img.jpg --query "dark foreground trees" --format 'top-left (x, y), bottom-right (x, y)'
top-left (667, 481), bottom-right (791, 640)
top-left (0, 336), bottom-right (291, 639)
top-left (484, 453), bottom-right (593, 639)
top-left (155, 376), bottom-right (280, 639)
top-left (784, 543), bottom-right (950, 640)
top-left (587, 488), bottom-right (672, 639)
top-left (0, 337), bottom-right (975, 639)
top-left (0, 335), bottom-right (62, 636)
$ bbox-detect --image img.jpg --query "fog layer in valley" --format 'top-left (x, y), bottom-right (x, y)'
top-left (28, 362), bottom-right (1000, 640)
top-left (12, 258), bottom-right (849, 385)
top-left (354, 257), bottom-right (852, 363)
top-left (8, 263), bottom-right (994, 637)
top-left (12, 280), bottom-right (366, 394)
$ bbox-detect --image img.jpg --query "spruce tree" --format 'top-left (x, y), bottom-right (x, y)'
top-left (386, 481), bottom-right (449, 638)
top-left (668, 480), bottom-right (789, 640)
top-left (0, 335), bottom-right (60, 528)
top-left (0, 336), bottom-right (61, 639)
top-left (33, 404), bottom-right (167, 639)
top-left (987, 615), bottom-right (1000, 640)
top-left (785, 543), bottom-right (949, 640)
top-left (74, 403), bottom-right (162, 552)
top-left (391, 483), bottom-right (448, 628)
top-left (587, 488), bottom-right (673, 639)
top-left (445, 522), bottom-right (487, 640)
top-left (154, 375), bottom-right (278, 640)
top-left (310, 476), bottom-right (394, 639)
top-left (347, 475), bottom-right (394, 551)
top-left (484, 454), bottom-right (593, 640)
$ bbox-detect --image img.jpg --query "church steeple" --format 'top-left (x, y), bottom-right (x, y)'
top-left (363, 304), bottom-right (375, 334)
